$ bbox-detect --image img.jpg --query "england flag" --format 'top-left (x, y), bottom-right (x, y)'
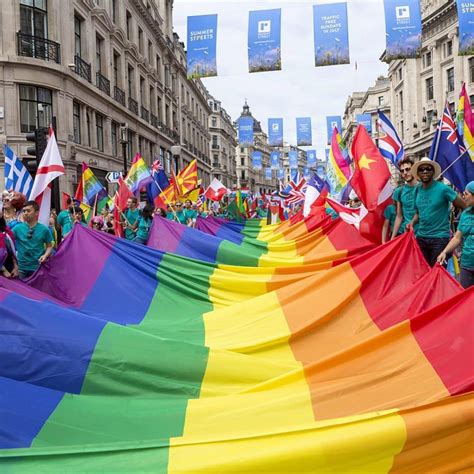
top-left (3, 144), bottom-right (33, 198)
top-left (377, 110), bottom-right (404, 164)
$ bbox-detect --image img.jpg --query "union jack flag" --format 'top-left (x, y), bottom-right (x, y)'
top-left (285, 176), bottom-right (307, 205)
top-left (441, 109), bottom-right (458, 145)
top-left (151, 159), bottom-right (164, 173)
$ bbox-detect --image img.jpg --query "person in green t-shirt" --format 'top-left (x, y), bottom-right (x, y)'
top-left (408, 158), bottom-right (466, 267)
top-left (391, 157), bottom-right (418, 238)
top-left (56, 198), bottom-right (75, 240)
top-left (437, 181), bottom-right (474, 288)
top-left (382, 204), bottom-right (396, 243)
top-left (173, 202), bottom-right (188, 225)
top-left (184, 199), bottom-right (197, 227)
top-left (132, 204), bottom-right (154, 244)
top-left (122, 197), bottom-right (140, 240)
top-left (12, 200), bottom-right (54, 279)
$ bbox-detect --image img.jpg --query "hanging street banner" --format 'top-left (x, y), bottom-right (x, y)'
top-left (316, 165), bottom-right (326, 179)
top-left (296, 117), bottom-right (313, 146)
top-left (456, 0), bottom-right (474, 55)
top-left (270, 150), bottom-right (281, 169)
top-left (356, 114), bottom-right (373, 134)
top-left (186, 14), bottom-right (218, 79)
top-left (313, 3), bottom-right (350, 67)
top-left (268, 118), bottom-right (284, 146)
top-left (325, 149), bottom-right (330, 161)
top-left (303, 167), bottom-right (311, 179)
top-left (306, 150), bottom-right (317, 167)
top-left (238, 116), bottom-right (254, 146)
top-left (288, 150), bottom-right (299, 169)
top-left (326, 116), bottom-right (343, 144)
top-left (248, 9), bottom-right (282, 73)
top-left (265, 167), bottom-right (273, 180)
top-left (383, 0), bottom-right (422, 61)
top-left (252, 151), bottom-right (263, 169)
top-left (278, 168), bottom-right (285, 179)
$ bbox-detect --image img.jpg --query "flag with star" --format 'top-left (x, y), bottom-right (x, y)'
top-left (350, 125), bottom-right (391, 211)
top-left (175, 159), bottom-right (198, 197)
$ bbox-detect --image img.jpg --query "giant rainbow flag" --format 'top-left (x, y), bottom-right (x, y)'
top-left (0, 213), bottom-right (472, 472)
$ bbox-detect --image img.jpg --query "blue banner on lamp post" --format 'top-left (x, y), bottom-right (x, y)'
top-left (268, 118), bottom-right (284, 146)
top-left (265, 167), bottom-right (273, 180)
top-left (248, 9), bottom-right (282, 73)
top-left (288, 150), bottom-right (298, 169)
top-left (278, 168), bottom-right (285, 180)
top-left (238, 116), bottom-right (254, 146)
top-left (313, 3), bottom-right (350, 67)
top-left (456, 0), bottom-right (474, 55)
top-left (306, 150), bottom-right (317, 167)
top-left (252, 151), bottom-right (262, 169)
top-left (270, 150), bottom-right (280, 169)
top-left (383, 0), bottom-right (422, 61)
top-left (356, 113), bottom-right (373, 134)
top-left (296, 117), bottom-right (312, 146)
top-left (326, 116), bottom-right (342, 143)
top-left (187, 15), bottom-right (218, 79)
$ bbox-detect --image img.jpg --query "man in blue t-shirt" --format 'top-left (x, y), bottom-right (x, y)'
top-left (12, 201), bottom-right (54, 279)
top-left (391, 157), bottom-right (418, 238)
top-left (408, 158), bottom-right (466, 267)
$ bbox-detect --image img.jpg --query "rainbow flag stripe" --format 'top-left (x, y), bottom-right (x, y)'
top-left (0, 219), bottom-right (472, 472)
top-left (82, 163), bottom-right (107, 206)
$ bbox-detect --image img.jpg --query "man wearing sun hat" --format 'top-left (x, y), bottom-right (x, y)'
top-left (407, 157), bottom-right (466, 267)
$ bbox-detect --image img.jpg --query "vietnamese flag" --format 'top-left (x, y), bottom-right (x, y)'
top-left (350, 125), bottom-right (391, 211)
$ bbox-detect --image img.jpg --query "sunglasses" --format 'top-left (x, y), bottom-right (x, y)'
top-left (176, 204), bottom-right (182, 207)
top-left (27, 229), bottom-right (34, 240)
top-left (418, 167), bottom-right (434, 173)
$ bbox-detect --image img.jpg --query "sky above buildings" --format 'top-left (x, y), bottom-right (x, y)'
top-left (173, 0), bottom-right (389, 158)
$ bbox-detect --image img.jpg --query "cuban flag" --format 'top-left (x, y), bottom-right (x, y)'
top-left (430, 103), bottom-right (474, 192)
top-left (377, 110), bottom-right (404, 164)
top-left (303, 173), bottom-right (330, 217)
top-left (146, 158), bottom-right (170, 204)
top-left (3, 144), bottom-right (33, 198)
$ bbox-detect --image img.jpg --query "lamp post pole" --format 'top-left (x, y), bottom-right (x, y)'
top-left (120, 124), bottom-right (128, 176)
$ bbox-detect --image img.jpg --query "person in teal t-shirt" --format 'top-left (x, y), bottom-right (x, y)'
top-left (132, 204), bottom-right (154, 244)
top-left (12, 200), bottom-right (54, 279)
top-left (408, 158), bottom-right (466, 267)
top-left (437, 181), bottom-right (474, 288)
top-left (392, 157), bottom-right (418, 237)
top-left (123, 197), bottom-right (140, 240)
top-left (184, 200), bottom-right (197, 227)
top-left (382, 204), bottom-right (396, 243)
top-left (56, 198), bottom-right (74, 240)
top-left (173, 202), bottom-right (188, 225)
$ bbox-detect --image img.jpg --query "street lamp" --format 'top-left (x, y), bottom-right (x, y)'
top-left (120, 123), bottom-right (128, 176)
top-left (171, 145), bottom-right (181, 174)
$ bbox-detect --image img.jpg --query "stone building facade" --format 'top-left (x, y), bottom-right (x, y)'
top-left (0, 0), bottom-right (213, 201)
top-left (207, 94), bottom-right (237, 190)
top-left (235, 102), bottom-right (277, 194)
top-left (385, 0), bottom-right (474, 159)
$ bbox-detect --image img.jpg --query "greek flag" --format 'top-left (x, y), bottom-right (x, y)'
top-left (3, 144), bottom-right (33, 198)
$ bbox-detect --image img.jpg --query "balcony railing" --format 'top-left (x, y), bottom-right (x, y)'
top-left (96, 72), bottom-right (110, 96)
top-left (128, 97), bottom-right (139, 115)
top-left (74, 54), bottom-right (91, 83)
top-left (141, 106), bottom-right (149, 122)
top-left (114, 86), bottom-right (125, 106)
top-left (150, 113), bottom-right (158, 128)
top-left (17, 32), bottom-right (61, 64)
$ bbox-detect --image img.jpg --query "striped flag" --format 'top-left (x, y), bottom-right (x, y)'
top-left (2, 144), bottom-right (33, 198)
top-left (377, 110), bottom-right (404, 164)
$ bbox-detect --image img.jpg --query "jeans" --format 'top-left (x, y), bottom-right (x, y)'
top-left (460, 267), bottom-right (474, 289)
top-left (416, 237), bottom-right (450, 268)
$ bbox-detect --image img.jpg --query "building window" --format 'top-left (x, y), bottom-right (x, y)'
top-left (426, 77), bottom-right (434, 101)
top-left (138, 27), bottom-right (144, 55)
top-left (240, 157), bottom-right (245, 166)
top-left (398, 68), bottom-right (402, 81)
top-left (111, 121), bottom-right (118, 156)
top-left (378, 96), bottom-right (384, 106)
top-left (126, 10), bottom-right (132, 40)
top-left (140, 76), bottom-right (146, 106)
top-left (156, 54), bottom-right (161, 80)
top-left (447, 68), bottom-right (454, 93)
top-left (74, 15), bottom-right (82, 57)
top-left (211, 116), bottom-right (217, 127)
top-left (96, 114), bottom-right (104, 152)
top-left (95, 35), bottom-right (103, 73)
top-left (73, 101), bottom-right (81, 144)
top-left (444, 40), bottom-right (453, 58)
top-left (20, 0), bottom-right (47, 39)
top-left (399, 90), bottom-right (404, 110)
top-left (240, 147), bottom-right (244, 153)
top-left (127, 130), bottom-right (134, 161)
top-left (111, 0), bottom-right (117, 23)
top-left (113, 52), bottom-right (120, 87)
top-left (19, 85), bottom-right (52, 133)
top-left (423, 51), bottom-right (432, 68)
top-left (148, 40), bottom-right (153, 64)
top-left (86, 111), bottom-right (91, 146)
top-left (426, 110), bottom-right (434, 125)
top-left (469, 58), bottom-right (474, 84)
top-left (127, 65), bottom-right (134, 98)
top-left (400, 120), bottom-right (404, 140)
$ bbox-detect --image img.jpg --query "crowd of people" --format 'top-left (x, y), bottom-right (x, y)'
top-left (1, 160), bottom-right (473, 288)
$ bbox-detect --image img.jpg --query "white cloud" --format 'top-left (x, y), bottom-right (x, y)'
top-left (173, 0), bottom-right (388, 158)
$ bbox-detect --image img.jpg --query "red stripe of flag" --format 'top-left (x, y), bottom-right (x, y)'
top-left (36, 164), bottom-right (65, 175)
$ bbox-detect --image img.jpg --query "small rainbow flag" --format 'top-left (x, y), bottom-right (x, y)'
top-left (81, 163), bottom-right (107, 206)
top-left (457, 83), bottom-right (474, 162)
top-left (327, 127), bottom-right (352, 194)
top-left (125, 153), bottom-right (153, 194)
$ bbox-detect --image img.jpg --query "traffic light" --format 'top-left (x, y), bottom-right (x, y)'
top-left (26, 127), bottom-right (48, 165)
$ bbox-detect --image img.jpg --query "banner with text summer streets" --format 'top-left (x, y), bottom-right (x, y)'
top-left (456, 0), bottom-right (474, 55)
top-left (238, 116), bottom-right (254, 146)
top-left (252, 151), bottom-right (263, 169)
top-left (296, 117), bottom-right (313, 146)
top-left (187, 14), bottom-right (218, 79)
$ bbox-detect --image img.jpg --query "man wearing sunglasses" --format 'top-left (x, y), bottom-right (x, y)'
top-left (12, 201), bottom-right (54, 279)
top-left (391, 157), bottom-right (418, 238)
top-left (407, 157), bottom-right (466, 267)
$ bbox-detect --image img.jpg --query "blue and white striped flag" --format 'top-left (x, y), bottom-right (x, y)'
top-left (377, 110), bottom-right (404, 164)
top-left (3, 144), bottom-right (33, 198)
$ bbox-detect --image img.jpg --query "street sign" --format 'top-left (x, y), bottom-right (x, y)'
top-left (106, 171), bottom-right (122, 183)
